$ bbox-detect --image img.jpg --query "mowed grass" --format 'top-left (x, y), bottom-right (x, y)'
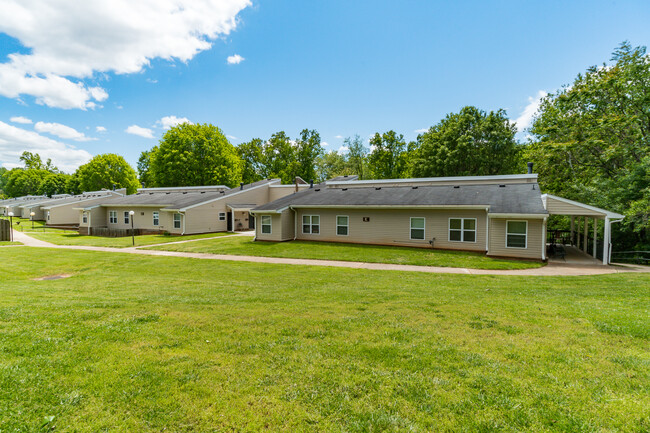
top-left (146, 236), bottom-right (543, 270)
top-left (0, 241), bottom-right (20, 246)
top-left (1, 248), bottom-right (648, 432)
top-left (26, 230), bottom-right (234, 248)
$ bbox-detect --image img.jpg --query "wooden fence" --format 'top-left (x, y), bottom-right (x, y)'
top-left (0, 219), bottom-right (9, 241)
top-left (91, 227), bottom-right (141, 238)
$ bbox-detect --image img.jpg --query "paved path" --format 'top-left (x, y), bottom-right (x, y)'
top-left (8, 229), bottom-right (650, 276)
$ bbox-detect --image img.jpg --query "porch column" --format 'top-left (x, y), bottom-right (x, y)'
top-left (570, 216), bottom-right (575, 245)
top-left (592, 218), bottom-right (598, 257)
top-left (602, 217), bottom-right (610, 265)
top-left (576, 217), bottom-right (581, 250)
top-left (583, 217), bottom-right (589, 253)
top-left (231, 209), bottom-right (235, 232)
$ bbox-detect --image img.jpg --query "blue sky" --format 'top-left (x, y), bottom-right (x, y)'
top-left (1, 0), bottom-right (649, 173)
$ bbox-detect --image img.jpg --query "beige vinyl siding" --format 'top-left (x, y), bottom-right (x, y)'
top-left (487, 218), bottom-right (544, 260)
top-left (255, 209), bottom-right (295, 241)
top-left (47, 197), bottom-right (115, 225)
top-left (294, 208), bottom-right (488, 251)
top-left (104, 207), bottom-right (172, 232)
top-left (183, 202), bottom-right (229, 234)
top-left (543, 196), bottom-right (603, 217)
top-left (269, 185), bottom-right (309, 201)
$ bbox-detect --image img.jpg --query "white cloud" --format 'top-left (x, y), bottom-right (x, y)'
top-left (514, 90), bottom-right (547, 134)
top-left (334, 135), bottom-right (343, 139)
top-left (158, 115), bottom-right (192, 130)
top-left (414, 128), bottom-right (428, 134)
top-left (125, 125), bottom-right (154, 139)
top-left (322, 141), bottom-right (330, 147)
top-left (10, 116), bottom-right (32, 124)
top-left (339, 145), bottom-right (349, 154)
top-left (227, 54), bottom-right (245, 65)
top-left (226, 135), bottom-right (238, 140)
top-left (0, 121), bottom-right (92, 172)
top-left (96, 126), bottom-right (106, 132)
top-left (0, 0), bottom-right (251, 109)
top-left (35, 121), bottom-right (95, 142)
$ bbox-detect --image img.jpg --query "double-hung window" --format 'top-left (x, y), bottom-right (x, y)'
top-left (82, 213), bottom-right (88, 224)
top-left (410, 217), bottom-right (425, 240)
top-left (218, 212), bottom-right (226, 221)
top-left (261, 215), bottom-right (272, 234)
top-left (336, 216), bottom-right (349, 236)
top-left (173, 213), bottom-right (182, 229)
top-left (449, 218), bottom-right (476, 242)
top-left (152, 211), bottom-right (159, 226)
top-left (124, 211), bottom-right (130, 224)
top-left (506, 221), bottom-right (527, 248)
top-left (302, 215), bottom-right (320, 234)
top-left (109, 211), bottom-right (117, 224)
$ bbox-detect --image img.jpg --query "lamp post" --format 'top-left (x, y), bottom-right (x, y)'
top-left (8, 211), bottom-right (13, 242)
top-left (30, 211), bottom-right (35, 230)
top-left (129, 210), bottom-right (135, 246)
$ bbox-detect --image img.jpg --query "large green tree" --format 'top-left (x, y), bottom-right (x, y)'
top-left (149, 123), bottom-right (242, 188)
top-left (75, 154), bottom-right (140, 194)
top-left (411, 106), bottom-right (519, 178)
top-left (315, 150), bottom-right (354, 182)
top-left (367, 130), bottom-right (407, 179)
top-left (526, 42), bottom-right (650, 249)
top-left (345, 135), bottom-right (368, 179)
top-left (294, 129), bottom-right (324, 183)
top-left (39, 173), bottom-right (72, 196)
top-left (237, 139), bottom-right (264, 184)
top-left (3, 169), bottom-right (49, 197)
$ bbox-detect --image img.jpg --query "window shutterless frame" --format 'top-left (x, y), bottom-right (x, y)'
top-left (218, 212), bottom-right (226, 221)
top-left (410, 217), bottom-right (425, 240)
top-left (302, 215), bottom-right (320, 234)
top-left (261, 215), bottom-right (272, 234)
top-left (82, 213), bottom-right (88, 224)
top-left (173, 213), bottom-right (182, 229)
top-left (124, 211), bottom-right (130, 224)
top-left (152, 211), bottom-right (159, 226)
top-left (109, 210), bottom-right (117, 224)
top-left (336, 215), bottom-right (349, 236)
top-left (506, 220), bottom-right (528, 249)
top-left (448, 218), bottom-right (477, 243)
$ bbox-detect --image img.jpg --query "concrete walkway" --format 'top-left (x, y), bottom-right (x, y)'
top-left (8, 229), bottom-right (650, 276)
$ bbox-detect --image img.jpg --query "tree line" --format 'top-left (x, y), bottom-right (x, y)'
top-left (1, 42), bottom-right (647, 249)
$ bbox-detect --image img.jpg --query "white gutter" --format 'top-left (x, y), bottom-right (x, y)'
top-left (327, 173), bottom-right (538, 186)
top-left (181, 211), bottom-right (186, 235)
top-left (293, 207), bottom-right (298, 240)
top-left (288, 204), bottom-right (490, 210)
top-left (488, 213), bottom-right (548, 219)
top-left (541, 216), bottom-right (548, 261)
top-left (485, 207), bottom-right (489, 253)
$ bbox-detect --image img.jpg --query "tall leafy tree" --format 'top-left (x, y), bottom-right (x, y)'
top-left (149, 123), bottom-right (243, 188)
top-left (4, 169), bottom-right (49, 197)
top-left (315, 150), bottom-right (354, 182)
top-left (295, 129), bottom-right (324, 182)
top-left (237, 138), bottom-right (265, 184)
top-left (39, 173), bottom-right (72, 196)
top-left (367, 130), bottom-right (407, 179)
top-left (526, 42), bottom-right (650, 249)
top-left (20, 151), bottom-right (58, 172)
top-left (137, 149), bottom-right (154, 187)
top-left (411, 106), bottom-right (519, 178)
top-left (345, 135), bottom-right (368, 179)
top-left (75, 154), bottom-right (140, 194)
top-left (261, 131), bottom-right (299, 183)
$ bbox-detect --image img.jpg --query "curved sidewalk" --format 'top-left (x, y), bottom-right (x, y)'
top-left (9, 230), bottom-right (650, 276)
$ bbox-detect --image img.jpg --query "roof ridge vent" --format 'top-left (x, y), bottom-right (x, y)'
top-left (412, 186), bottom-right (418, 189)
top-left (315, 188), bottom-right (321, 191)
top-left (342, 188), bottom-right (348, 191)
top-left (375, 187), bottom-right (381, 190)
top-left (499, 184), bottom-right (506, 188)
top-left (453, 185), bottom-right (460, 189)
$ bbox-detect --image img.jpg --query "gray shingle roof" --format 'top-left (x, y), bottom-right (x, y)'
top-left (253, 183), bottom-right (547, 215)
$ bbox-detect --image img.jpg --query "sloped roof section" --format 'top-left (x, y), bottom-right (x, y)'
top-left (253, 183), bottom-right (548, 215)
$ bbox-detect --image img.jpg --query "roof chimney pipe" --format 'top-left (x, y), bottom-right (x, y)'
top-left (240, 182), bottom-right (244, 190)
top-left (309, 179), bottom-right (314, 189)
top-left (527, 162), bottom-right (534, 174)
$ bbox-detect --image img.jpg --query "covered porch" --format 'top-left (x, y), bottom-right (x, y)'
top-left (542, 194), bottom-right (624, 265)
top-left (226, 204), bottom-right (256, 232)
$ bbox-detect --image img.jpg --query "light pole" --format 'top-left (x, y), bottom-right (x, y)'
top-left (8, 211), bottom-right (13, 242)
top-left (129, 210), bottom-right (135, 246)
top-left (30, 211), bottom-right (35, 230)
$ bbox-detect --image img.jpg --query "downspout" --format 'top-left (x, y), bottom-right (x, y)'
top-left (292, 206), bottom-right (298, 240)
top-left (181, 211), bottom-right (186, 235)
top-left (542, 216), bottom-right (548, 261)
top-left (485, 207), bottom-right (489, 253)
top-left (250, 211), bottom-right (257, 241)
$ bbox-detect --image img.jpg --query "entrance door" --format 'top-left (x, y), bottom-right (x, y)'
top-left (227, 212), bottom-right (233, 231)
top-left (248, 213), bottom-right (255, 229)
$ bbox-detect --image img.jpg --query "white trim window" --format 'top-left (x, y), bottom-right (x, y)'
top-left (302, 215), bottom-right (320, 234)
top-left (82, 213), bottom-right (88, 224)
top-left (218, 212), bottom-right (226, 221)
top-left (261, 215), bottom-right (272, 234)
top-left (152, 211), bottom-right (160, 226)
top-left (47, 211), bottom-right (50, 221)
top-left (410, 217), bottom-right (425, 240)
top-left (124, 211), bottom-right (130, 224)
top-left (506, 220), bottom-right (527, 248)
top-left (449, 218), bottom-right (476, 243)
top-left (109, 210), bottom-right (118, 224)
top-left (336, 215), bottom-right (349, 236)
top-left (173, 213), bottom-right (182, 229)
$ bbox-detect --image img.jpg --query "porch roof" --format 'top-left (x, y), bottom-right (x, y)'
top-left (541, 194), bottom-right (624, 219)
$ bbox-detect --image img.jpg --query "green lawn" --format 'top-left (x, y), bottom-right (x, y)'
top-left (0, 241), bottom-right (20, 246)
top-left (26, 230), bottom-right (234, 248)
top-left (146, 236), bottom-right (543, 270)
top-left (1, 247), bottom-right (648, 432)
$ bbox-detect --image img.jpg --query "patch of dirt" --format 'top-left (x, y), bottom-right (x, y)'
top-left (32, 274), bottom-right (73, 281)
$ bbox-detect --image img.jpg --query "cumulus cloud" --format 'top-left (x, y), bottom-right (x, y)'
top-left (334, 135), bottom-right (343, 139)
top-left (0, 121), bottom-right (92, 172)
top-left (35, 121), bottom-right (95, 142)
top-left (96, 126), bottom-right (106, 132)
top-left (0, 0), bottom-right (251, 109)
top-left (125, 125), bottom-right (155, 139)
top-left (414, 128), bottom-right (428, 134)
top-left (514, 90), bottom-right (547, 134)
top-left (10, 116), bottom-right (32, 124)
top-left (158, 115), bottom-right (192, 130)
top-left (226, 135), bottom-right (238, 140)
top-left (339, 146), bottom-right (349, 154)
top-left (227, 54), bottom-right (245, 65)
top-left (322, 141), bottom-right (330, 147)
